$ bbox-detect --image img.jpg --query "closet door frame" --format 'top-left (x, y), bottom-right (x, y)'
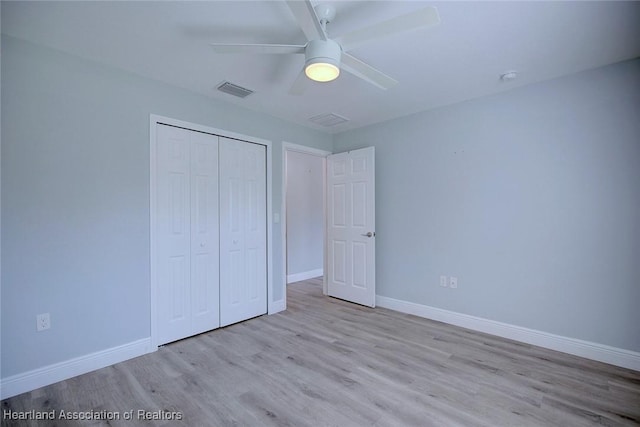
top-left (149, 114), bottom-right (274, 349)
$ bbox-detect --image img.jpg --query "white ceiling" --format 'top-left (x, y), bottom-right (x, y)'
top-left (3, 1), bottom-right (639, 133)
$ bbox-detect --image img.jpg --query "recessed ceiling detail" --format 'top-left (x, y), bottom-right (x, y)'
top-left (309, 113), bottom-right (350, 127)
top-left (216, 81), bottom-right (254, 98)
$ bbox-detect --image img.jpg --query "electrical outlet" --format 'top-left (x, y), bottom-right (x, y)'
top-left (439, 275), bottom-right (448, 287)
top-left (450, 277), bottom-right (458, 289)
top-left (37, 313), bottom-right (51, 331)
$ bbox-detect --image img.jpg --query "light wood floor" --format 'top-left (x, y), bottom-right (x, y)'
top-left (3, 278), bottom-right (639, 426)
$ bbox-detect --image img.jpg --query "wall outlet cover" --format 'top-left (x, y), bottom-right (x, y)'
top-left (37, 313), bottom-right (51, 331)
top-left (450, 277), bottom-right (458, 289)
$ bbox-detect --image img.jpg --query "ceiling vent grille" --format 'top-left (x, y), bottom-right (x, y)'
top-left (216, 81), bottom-right (254, 98)
top-left (309, 113), bottom-right (350, 127)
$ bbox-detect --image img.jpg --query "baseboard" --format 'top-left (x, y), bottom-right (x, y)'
top-left (0, 338), bottom-right (156, 399)
top-left (287, 269), bottom-right (323, 284)
top-left (376, 295), bottom-right (640, 372)
top-left (269, 299), bottom-right (286, 314)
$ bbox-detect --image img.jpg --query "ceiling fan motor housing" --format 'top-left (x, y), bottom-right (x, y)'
top-left (305, 39), bottom-right (341, 70)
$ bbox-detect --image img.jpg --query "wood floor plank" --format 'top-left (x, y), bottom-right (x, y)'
top-left (3, 278), bottom-right (639, 426)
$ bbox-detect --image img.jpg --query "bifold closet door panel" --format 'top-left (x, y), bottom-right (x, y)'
top-left (189, 131), bottom-right (220, 335)
top-left (156, 125), bottom-right (191, 345)
top-left (219, 137), bottom-right (267, 327)
top-left (156, 124), bottom-right (219, 345)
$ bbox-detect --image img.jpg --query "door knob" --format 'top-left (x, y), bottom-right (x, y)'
top-left (361, 232), bottom-right (375, 238)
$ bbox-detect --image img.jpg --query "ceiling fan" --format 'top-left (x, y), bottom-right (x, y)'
top-left (210, 1), bottom-right (440, 94)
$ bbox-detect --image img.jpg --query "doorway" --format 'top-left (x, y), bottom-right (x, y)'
top-left (282, 143), bottom-right (331, 298)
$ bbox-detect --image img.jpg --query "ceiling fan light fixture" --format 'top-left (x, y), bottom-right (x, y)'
top-left (304, 39), bottom-right (341, 83)
top-left (305, 60), bottom-right (340, 82)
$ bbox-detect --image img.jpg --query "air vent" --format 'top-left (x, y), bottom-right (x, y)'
top-left (216, 81), bottom-right (254, 98)
top-left (308, 113), bottom-right (349, 127)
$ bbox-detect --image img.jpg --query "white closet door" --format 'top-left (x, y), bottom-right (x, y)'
top-left (189, 131), bottom-right (220, 335)
top-left (156, 125), bottom-right (219, 345)
top-left (219, 137), bottom-right (267, 327)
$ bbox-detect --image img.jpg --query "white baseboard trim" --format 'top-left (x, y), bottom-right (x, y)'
top-left (0, 338), bottom-right (156, 399)
top-left (269, 299), bottom-right (286, 315)
top-left (287, 269), bottom-right (323, 284)
top-left (376, 295), bottom-right (640, 372)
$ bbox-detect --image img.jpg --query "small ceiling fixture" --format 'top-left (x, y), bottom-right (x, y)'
top-left (500, 71), bottom-right (518, 82)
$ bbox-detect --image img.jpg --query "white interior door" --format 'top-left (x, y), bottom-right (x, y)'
top-left (219, 137), bottom-right (267, 326)
top-left (327, 147), bottom-right (376, 307)
top-left (156, 125), bottom-right (220, 345)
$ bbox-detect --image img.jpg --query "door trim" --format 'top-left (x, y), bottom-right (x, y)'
top-left (150, 114), bottom-right (273, 349)
top-left (282, 142), bottom-right (331, 305)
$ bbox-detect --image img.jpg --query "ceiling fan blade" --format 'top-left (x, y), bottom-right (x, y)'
top-left (288, 69), bottom-right (308, 96)
top-left (341, 53), bottom-right (398, 90)
top-left (335, 6), bottom-right (440, 51)
top-left (285, 0), bottom-right (327, 41)
top-left (210, 43), bottom-right (305, 55)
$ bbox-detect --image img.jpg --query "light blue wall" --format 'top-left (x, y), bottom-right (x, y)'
top-left (1, 35), bottom-right (332, 378)
top-left (334, 59), bottom-right (640, 352)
